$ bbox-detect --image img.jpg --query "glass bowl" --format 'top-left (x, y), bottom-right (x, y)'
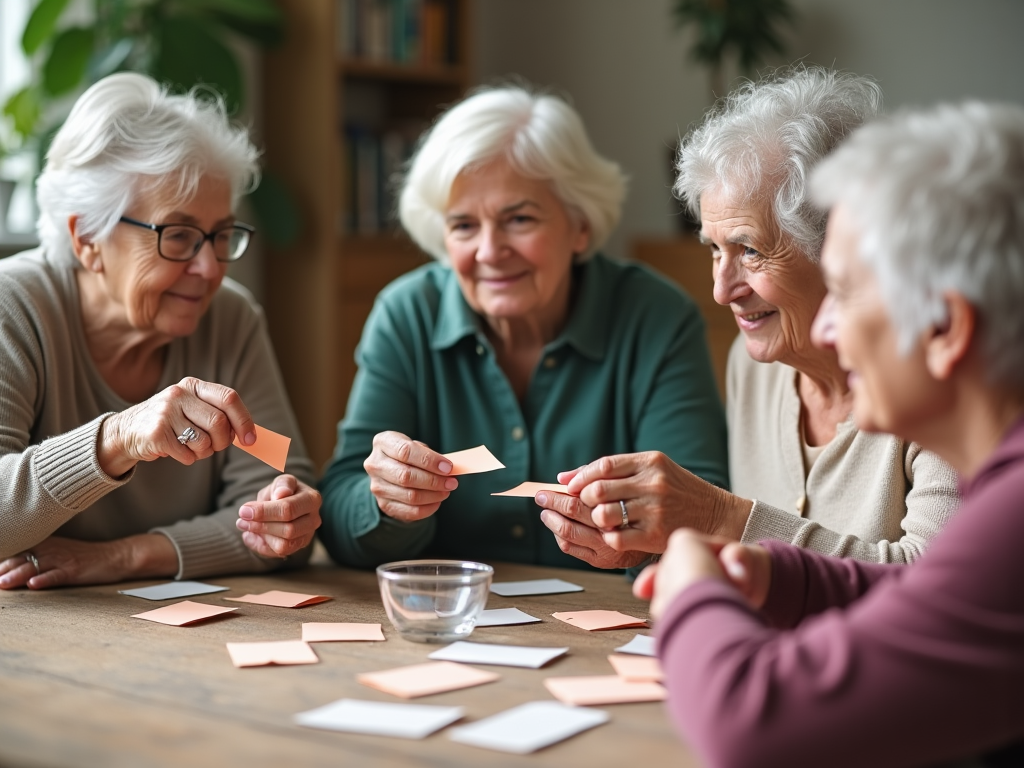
top-left (376, 560), bottom-right (493, 643)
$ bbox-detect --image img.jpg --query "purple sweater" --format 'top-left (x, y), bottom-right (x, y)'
top-left (656, 418), bottom-right (1024, 768)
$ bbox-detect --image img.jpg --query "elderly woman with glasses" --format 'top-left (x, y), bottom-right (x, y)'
top-left (0, 73), bottom-right (320, 590)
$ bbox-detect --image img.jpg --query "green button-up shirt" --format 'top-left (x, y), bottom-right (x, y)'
top-left (318, 254), bottom-right (728, 569)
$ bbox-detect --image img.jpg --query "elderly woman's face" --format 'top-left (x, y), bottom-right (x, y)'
top-left (702, 187), bottom-right (825, 366)
top-left (87, 175), bottom-right (233, 338)
top-left (443, 159), bottom-right (590, 325)
top-left (813, 204), bottom-right (944, 436)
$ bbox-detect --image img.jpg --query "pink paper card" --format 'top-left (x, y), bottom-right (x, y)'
top-left (224, 590), bottom-right (331, 608)
top-left (302, 622), bottom-right (386, 642)
top-left (358, 661), bottom-right (500, 699)
top-left (132, 600), bottom-right (237, 626)
top-left (551, 610), bottom-right (648, 631)
top-left (226, 640), bottom-right (319, 668)
top-left (492, 482), bottom-right (571, 497)
top-left (607, 654), bottom-right (664, 682)
top-left (232, 424), bottom-right (291, 473)
top-left (544, 675), bottom-right (667, 706)
top-left (443, 445), bottom-right (505, 475)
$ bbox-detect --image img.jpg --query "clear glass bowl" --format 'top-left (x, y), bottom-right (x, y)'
top-left (376, 560), bottom-right (493, 643)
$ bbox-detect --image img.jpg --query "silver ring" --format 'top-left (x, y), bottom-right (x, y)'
top-left (619, 500), bottom-right (629, 529)
top-left (24, 552), bottom-right (40, 575)
top-left (176, 426), bottom-right (199, 445)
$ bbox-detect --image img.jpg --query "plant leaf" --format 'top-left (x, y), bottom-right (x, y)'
top-left (42, 26), bottom-right (95, 96)
top-left (246, 170), bottom-right (301, 248)
top-left (174, 0), bottom-right (282, 23)
top-left (155, 16), bottom-right (245, 113)
top-left (22, 0), bottom-right (70, 56)
top-left (87, 38), bottom-right (135, 80)
top-left (2, 87), bottom-right (41, 140)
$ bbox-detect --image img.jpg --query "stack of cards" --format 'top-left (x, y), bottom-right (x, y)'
top-left (131, 601), bottom-right (237, 627)
top-left (551, 610), bottom-right (648, 631)
top-left (224, 591), bottom-right (331, 608)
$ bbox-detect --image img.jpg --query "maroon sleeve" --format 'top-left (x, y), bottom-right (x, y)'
top-left (654, 462), bottom-right (1024, 768)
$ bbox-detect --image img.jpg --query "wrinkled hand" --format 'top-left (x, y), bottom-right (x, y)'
top-left (236, 475), bottom-right (322, 558)
top-left (560, 452), bottom-right (752, 554)
top-left (633, 530), bottom-right (772, 621)
top-left (536, 490), bottom-right (649, 569)
top-left (363, 431), bottom-right (458, 522)
top-left (0, 534), bottom-right (178, 590)
top-left (99, 376), bottom-right (256, 478)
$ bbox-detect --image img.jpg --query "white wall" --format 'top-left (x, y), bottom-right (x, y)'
top-left (474, 0), bottom-right (1024, 260)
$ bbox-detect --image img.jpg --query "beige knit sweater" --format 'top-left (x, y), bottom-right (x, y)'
top-left (0, 248), bottom-right (316, 578)
top-left (727, 336), bottom-right (960, 563)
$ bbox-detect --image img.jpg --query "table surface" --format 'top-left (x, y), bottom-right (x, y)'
top-left (0, 558), bottom-right (699, 768)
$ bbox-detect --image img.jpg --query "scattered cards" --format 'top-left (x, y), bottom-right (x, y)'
top-left (119, 581), bottom-right (228, 600)
top-left (607, 654), bottom-right (664, 683)
top-left (232, 423), bottom-right (291, 472)
top-left (224, 590), bottom-right (331, 608)
top-left (131, 600), bottom-right (237, 627)
top-left (614, 634), bottom-right (657, 657)
top-left (474, 608), bottom-right (541, 627)
top-left (490, 579), bottom-right (583, 597)
top-left (448, 701), bottom-right (609, 754)
top-left (551, 610), bottom-right (647, 631)
top-left (295, 699), bottom-right (464, 739)
top-left (443, 445), bottom-right (505, 475)
top-left (302, 623), bottom-right (385, 642)
top-left (544, 675), bottom-right (667, 706)
top-left (226, 640), bottom-right (319, 668)
top-left (428, 641), bottom-right (568, 669)
top-left (491, 482), bottom-right (571, 497)
top-left (358, 661), bottom-right (499, 699)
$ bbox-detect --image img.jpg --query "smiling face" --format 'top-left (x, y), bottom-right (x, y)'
top-left (81, 174), bottom-right (235, 339)
top-left (701, 186), bottom-right (826, 367)
top-left (443, 158), bottom-right (590, 329)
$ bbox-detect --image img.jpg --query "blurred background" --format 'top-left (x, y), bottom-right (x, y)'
top-left (1, 0), bottom-right (1022, 466)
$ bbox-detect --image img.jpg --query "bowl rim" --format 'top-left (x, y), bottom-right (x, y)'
top-left (376, 559), bottom-right (494, 582)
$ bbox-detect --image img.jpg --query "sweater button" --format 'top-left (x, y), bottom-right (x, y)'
top-left (510, 524), bottom-right (525, 539)
top-left (796, 495), bottom-right (807, 514)
top-left (476, 344), bottom-right (485, 356)
top-left (511, 426), bottom-right (524, 441)
top-left (543, 356), bottom-right (557, 369)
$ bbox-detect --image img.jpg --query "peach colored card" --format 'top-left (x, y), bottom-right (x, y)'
top-left (226, 640), bottom-right (319, 668)
top-left (607, 654), bottom-right (664, 682)
top-left (544, 675), bottom-right (667, 706)
top-left (232, 424), bottom-right (291, 473)
top-left (131, 600), bottom-right (238, 626)
top-left (492, 482), bottom-right (571, 497)
top-left (358, 661), bottom-right (500, 699)
top-left (551, 610), bottom-right (648, 631)
top-left (443, 445), bottom-right (505, 475)
top-left (224, 590), bottom-right (331, 608)
top-left (302, 622), bottom-right (386, 642)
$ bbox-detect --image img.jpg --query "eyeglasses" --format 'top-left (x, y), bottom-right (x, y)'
top-left (118, 216), bottom-right (255, 262)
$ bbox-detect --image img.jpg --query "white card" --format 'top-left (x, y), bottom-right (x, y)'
top-left (475, 608), bottom-right (541, 627)
top-left (490, 578), bottom-right (584, 597)
top-left (295, 698), bottom-right (464, 739)
top-left (614, 634), bottom-right (657, 657)
top-left (448, 701), bottom-right (609, 754)
top-left (428, 641), bottom-right (567, 669)
top-left (118, 581), bottom-right (229, 600)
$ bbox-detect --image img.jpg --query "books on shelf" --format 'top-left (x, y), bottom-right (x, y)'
top-left (341, 125), bottom-right (422, 235)
top-left (338, 0), bottom-right (458, 66)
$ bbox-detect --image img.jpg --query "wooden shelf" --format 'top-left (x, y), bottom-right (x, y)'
top-left (340, 58), bottom-right (466, 86)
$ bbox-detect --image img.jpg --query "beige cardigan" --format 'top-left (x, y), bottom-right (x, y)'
top-left (0, 248), bottom-right (316, 578)
top-left (727, 336), bottom-right (960, 563)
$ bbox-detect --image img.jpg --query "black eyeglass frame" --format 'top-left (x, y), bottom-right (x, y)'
top-left (118, 215), bottom-right (255, 262)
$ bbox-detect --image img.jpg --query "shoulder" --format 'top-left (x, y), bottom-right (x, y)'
top-left (375, 261), bottom-right (447, 309)
top-left (0, 248), bottom-right (71, 323)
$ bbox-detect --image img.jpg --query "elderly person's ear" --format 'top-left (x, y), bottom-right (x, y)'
top-left (67, 215), bottom-right (102, 272)
top-left (926, 292), bottom-right (976, 380)
top-left (572, 216), bottom-right (591, 257)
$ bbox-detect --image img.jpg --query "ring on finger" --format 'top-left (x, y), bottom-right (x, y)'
top-left (619, 500), bottom-right (629, 529)
top-left (177, 426), bottom-right (199, 445)
top-left (24, 551), bottom-right (40, 575)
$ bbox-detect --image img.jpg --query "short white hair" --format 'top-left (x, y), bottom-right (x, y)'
top-left (811, 101), bottom-right (1024, 392)
top-left (36, 72), bottom-right (260, 261)
top-left (399, 85), bottom-right (626, 263)
top-left (675, 66), bottom-right (882, 260)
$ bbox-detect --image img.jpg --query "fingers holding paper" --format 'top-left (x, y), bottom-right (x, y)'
top-left (364, 431), bottom-right (458, 522)
top-left (537, 491), bottom-right (649, 570)
top-left (236, 475), bottom-right (322, 558)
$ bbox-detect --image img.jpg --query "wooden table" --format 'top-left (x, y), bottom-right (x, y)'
top-left (0, 560), bottom-right (698, 767)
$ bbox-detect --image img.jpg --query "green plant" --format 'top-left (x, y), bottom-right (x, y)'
top-left (672, 0), bottom-right (797, 98)
top-left (1, 0), bottom-right (299, 246)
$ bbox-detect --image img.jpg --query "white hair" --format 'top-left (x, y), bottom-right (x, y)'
top-left (811, 101), bottom-right (1024, 392)
top-left (398, 85), bottom-right (626, 263)
top-left (36, 72), bottom-right (260, 261)
top-left (675, 66), bottom-right (882, 260)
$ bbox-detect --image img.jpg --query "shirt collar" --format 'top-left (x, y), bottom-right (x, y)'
top-left (430, 255), bottom-right (612, 362)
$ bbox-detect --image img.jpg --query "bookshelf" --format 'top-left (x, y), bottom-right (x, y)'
top-left (262, 0), bottom-right (472, 467)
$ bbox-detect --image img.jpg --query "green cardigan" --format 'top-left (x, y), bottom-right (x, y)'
top-left (318, 254), bottom-right (728, 569)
